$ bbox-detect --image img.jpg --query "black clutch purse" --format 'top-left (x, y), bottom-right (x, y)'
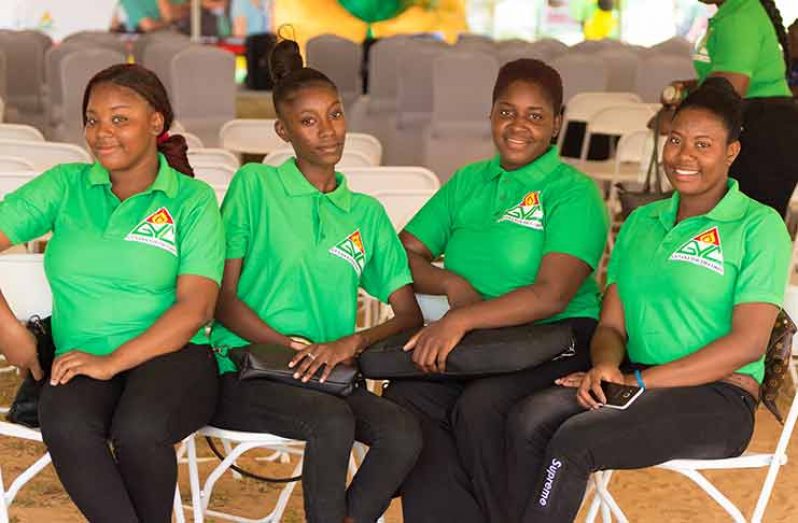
top-left (7, 316), bottom-right (56, 428)
top-left (229, 343), bottom-right (359, 397)
top-left (358, 323), bottom-right (574, 380)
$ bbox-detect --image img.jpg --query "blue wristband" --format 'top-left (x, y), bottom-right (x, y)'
top-left (634, 369), bottom-right (646, 390)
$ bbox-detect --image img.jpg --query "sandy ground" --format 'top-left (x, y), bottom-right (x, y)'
top-left (2, 370), bottom-right (798, 523)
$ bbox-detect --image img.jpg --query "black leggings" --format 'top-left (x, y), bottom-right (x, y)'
top-left (506, 381), bottom-right (756, 523)
top-left (381, 317), bottom-right (596, 523)
top-left (38, 344), bottom-right (219, 523)
top-left (731, 97), bottom-right (798, 216)
top-left (211, 375), bottom-right (422, 523)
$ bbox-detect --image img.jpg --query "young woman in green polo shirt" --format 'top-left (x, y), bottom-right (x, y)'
top-left (383, 59), bottom-right (609, 523)
top-left (506, 78), bottom-right (791, 522)
top-left (663, 0), bottom-right (798, 216)
top-left (0, 64), bottom-right (224, 522)
top-left (210, 39), bottom-right (422, 523)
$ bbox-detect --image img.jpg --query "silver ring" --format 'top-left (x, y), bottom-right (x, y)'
top-left (306, 352), bottom-right (316, 360)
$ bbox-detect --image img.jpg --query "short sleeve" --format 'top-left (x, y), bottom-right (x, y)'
top-left (606, 208), bottom-right (641, 286)
top-left (220, 166), bottom-right (255, 260)
top-left (0, 166), bottom-right (65, 244)
top-left (360, 204), bottom-right (413, 304)
top-left (733, 211), bottom-right (791, 306)
top-left (177, 184), bottom-right (225, 284)
top-left (403, 173), bottom-right (459, 257)
top-left (542, 177), bottom-right (609, 270)
top-left (710, 16), bottom-right (759, 76)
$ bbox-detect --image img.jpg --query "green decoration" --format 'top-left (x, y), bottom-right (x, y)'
top-left (338, 0), bottom-right (436, 37)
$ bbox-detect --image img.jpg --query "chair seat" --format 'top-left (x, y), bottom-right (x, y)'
top-left (196, 425), bottom-right (300, 446)
top-left (657, 452), bottom-right (784, 471)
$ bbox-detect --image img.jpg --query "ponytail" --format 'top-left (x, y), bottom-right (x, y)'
top-left (157, 133), bottom-right (194, 177)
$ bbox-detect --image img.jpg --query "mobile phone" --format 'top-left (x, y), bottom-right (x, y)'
top-left (600, 381), bottom-right (644, 410)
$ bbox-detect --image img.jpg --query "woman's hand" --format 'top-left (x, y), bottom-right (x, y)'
top-left (50, 351), bottom-right (119, 385)
top-left (443, 275), bottom-right (483, 310)
top-left (403, 313), bottom-right (467, 373)
top-left (289, 336), bottom-right (360, 383)
top-left (555, 371), bottom-right (586, 388)
top-left (0, 322), bottom-right (43, 381)
top-left (577, 364), bottom-right (624, 410)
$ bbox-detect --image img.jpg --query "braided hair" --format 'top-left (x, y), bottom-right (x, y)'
top-left (759, 0), bottom-right (791, 76)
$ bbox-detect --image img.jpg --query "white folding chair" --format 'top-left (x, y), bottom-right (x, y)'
top-left (193, 163), bottom-right (236, 186)
top-left (0, 124), bottom-right (44, 142)
top-left (344, 133), bottom-right (383, 166)
top-left (585, 382), bottom-right (798, 523)
top-left (579, 103), bottom-right (656, 164)
top-left (0, 139), bottom-right (91, 171)
top-left (210, 184), bottom-right (228, 206)
top-left (181, 131), bottom-right (205, 151)
top-left (557, 92), bottom-right (643, 153)
top-left (188, 148), bottom-right (240, 170)
top-left (340, 166), bottom-right (440, 195)
top-left (0, 157), bottom-right (36, 172)
top-left (219, 119), bottom-right (284, 156)
top-left (263, 149), bottom-right (374, 169)
top-left (372, 189), bottom-right (436, 232)
top-left (0, 171), bottom-right (38, 200)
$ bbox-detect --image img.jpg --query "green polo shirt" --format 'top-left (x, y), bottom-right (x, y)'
top-left (0, 155), bottom-right (224, 356)
top-left (211, 160), bottom-right (413, 374)
top-left (693, 0), bottom-right (791, 98)
top-left (608, 180), bottom-right (790, 383)
top-left (405, 147), bottom-right (608, 322)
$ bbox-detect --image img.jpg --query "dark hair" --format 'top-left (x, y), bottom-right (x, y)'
top-left (760, 0), bottom-right (791, 76)
top-left (675, 76), bottom-right (744, 142)
top-left (492, 59), bottom-right (563, 114)
top-left (82, 63), bottom-right (194, 177)
top-left (269, 38), bottom-right (338, 115)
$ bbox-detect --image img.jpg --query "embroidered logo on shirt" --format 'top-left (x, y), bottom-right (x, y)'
top-left (125, 207), bottom-right (177, 255)
top-left (498, 191), bottom-right (544, 230)
top-left (329, 229), bottom-right (366, 276)
top-left (670, 226), bottom-right (724, 275)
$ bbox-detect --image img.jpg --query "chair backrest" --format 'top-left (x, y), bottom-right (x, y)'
top-left (0, 254), bottom-right (52, 320)
top-left (0, 30), bottom-right (51, 113)
top-left (431, 52), bottom-right (498, 130)
top-left (340, 166), bottom-right (440, 195)
top-left (344, 133), bottom-right (382, 166)
top-left (306, 35), bottom-right (362, 109)
top-left (0, 48), bottom-right (7, 100)
top-left (0, 95), bottom-right (4, 122)
top-left (61, 31), bottom-right (128, 57)
top-left (141, 39), bottom-right (193, 95)
top-left (210, 183), bottom-right (228, 206)
top-left (649, 36), bottom-right (693, 57)
top-left (634, 54), bottom-right (696, 103)
top-left (598, 48), bottom-right (641, 93)
top-left (0, 124), bottom-right (44, 142)
top-left (396, 44), bottom-right (439, 126)
top-left (219, 118), bottom-right (284, 155)
top-left (188, 148), bottom-right (240, 170)
top-left (171, 46), bottom-right (236, 123)
top-left (262, 149), bottom-right (374, 169)
top-left (133, 30), bottom-right (191, 63)
top-left (0, 156), bottom-right (36, 171)
top-left (559, 92), bottom-right (643, 150)
top-left (181, 131), bottom-right (205, 150)
top-left (372, 189), bottom-right (436, 231)
top-left (193, 163), bottom-right (236, 186)
top-left (56, 48), bottom-right (127, 144)
top-left (586, 103), bottom-right (656, 137)
top-left (498, 42), bottom-right (552, 65)
top-left (366, 37), bottom-right (408, 106)
top-left (0, 139), bottom-right (92, 171)
top-left (0, 171), bottom-right (38, 198)
top-left (552, 52), bottom-right (609, 104)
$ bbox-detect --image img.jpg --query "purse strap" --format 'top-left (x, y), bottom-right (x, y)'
top-left (643, 111), bottom-right (665, 195)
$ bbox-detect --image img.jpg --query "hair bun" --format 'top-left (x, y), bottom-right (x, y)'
top-left (269, 39), bottom-right (304, 85)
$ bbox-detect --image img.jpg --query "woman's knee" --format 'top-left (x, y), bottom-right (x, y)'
top-left (506, 388), bottom-right (581, 448)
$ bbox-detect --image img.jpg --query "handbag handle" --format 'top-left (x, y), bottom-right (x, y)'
top-left (644, 111), bottom-right (665, 195)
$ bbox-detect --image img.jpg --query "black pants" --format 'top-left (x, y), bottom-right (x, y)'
top-left (731, 97), bottom-right (798, 216)
top-left (211, 375), bottom-right (422, 523)
top-left (38, 344), bottom-right (219, 523)
top-left (382, 318), bottom-right (596, 523)
top-left (506, 382), bottom-right (756, 523)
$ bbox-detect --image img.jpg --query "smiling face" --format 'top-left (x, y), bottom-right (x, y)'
top-left (662, 106), bottom-right (740, 199)
top-left (84, 82), bottom-right (163, 173)
top-left (490, 80), bottom-right (561, 171)
top-left (274, 83), bottom-right (346, 169)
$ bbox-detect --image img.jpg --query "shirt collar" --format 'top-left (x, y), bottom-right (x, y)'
top-left (277, 157), bottom-right (352, 212)
top-left (655, 178), bottom-right (747, 228)
top-left (711, 0), bottom-right (745, 23)
top-left (485, 146), bottom-right (562, 182)
top-left (88, 153), bottom-right (179, 198)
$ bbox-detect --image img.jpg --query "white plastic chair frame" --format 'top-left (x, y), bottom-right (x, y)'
top-left (583, 386), bottom-right (798, 523)
top-left (219, 119), bottom-right (283, 156)
top-left (264, 149), bottom-right (374, 169)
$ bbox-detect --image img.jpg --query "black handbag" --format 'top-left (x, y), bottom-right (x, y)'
top-left (6, 316), bottom-right (56, 428)
top-left (229, 343), bottom-right (359, 397)
top-left (358, 323), bottom-right (575, 380)
top-left (616, 111), bottom-right (673, 219)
